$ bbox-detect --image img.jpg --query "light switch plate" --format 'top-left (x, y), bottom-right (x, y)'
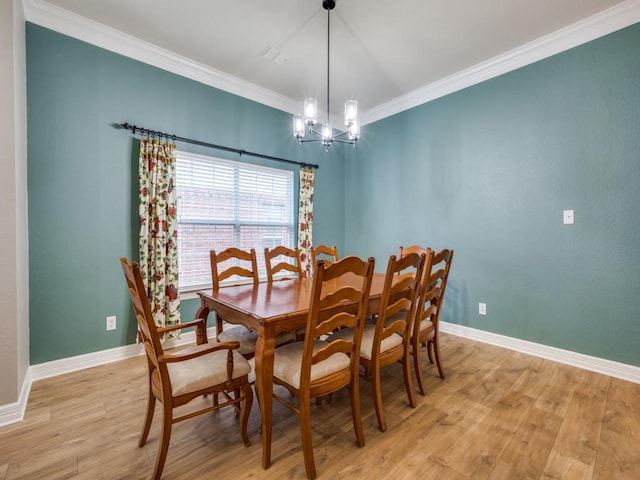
top-left (563, 209), bottom-right (574, 225)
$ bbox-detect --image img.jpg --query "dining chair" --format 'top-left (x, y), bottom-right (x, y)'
top-left (311, 244), bottom-right (339, 266)
top-left (211, 247), bottom-right (295, 358)
top-left (411, 248), bottom-right (454, 394)
top-left (264, 245), bottom-right (303, 282)
top-left (120, 257), bottom-right (253, 480)
top-left (331, 252), bottom-right (426, 432)
top-left (211, 247), bottom-right (261, 358)
top-left (271, 255), bottom-right (375, 479)
top-left (398, 244), bottom-right (428, 260)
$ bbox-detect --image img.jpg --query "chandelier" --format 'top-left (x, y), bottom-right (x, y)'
top-left (293, 0), bottom-right (360, 150)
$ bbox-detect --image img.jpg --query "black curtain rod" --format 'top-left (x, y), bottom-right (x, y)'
top-left (117, 122), bottom-right (319, 170)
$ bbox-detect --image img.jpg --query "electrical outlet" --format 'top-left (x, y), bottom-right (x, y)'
top-left (563, 209), bottom-right (574, 225)
top-left (106, 316), bottom-right (117, 331)
top-left (478, 303), bottom-right (487, 316)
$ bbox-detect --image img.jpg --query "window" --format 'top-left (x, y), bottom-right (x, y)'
top-left (176, 151), bottom-right (294, 291)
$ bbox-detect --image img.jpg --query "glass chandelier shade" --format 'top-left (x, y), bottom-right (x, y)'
top-left (293, 0), bottom-right (360, 150)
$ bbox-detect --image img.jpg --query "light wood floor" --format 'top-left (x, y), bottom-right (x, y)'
top-left (1, 333), bottom-right (638, 479)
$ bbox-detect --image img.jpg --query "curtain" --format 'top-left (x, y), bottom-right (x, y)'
top-left (297, 168), bottom-right (315, 277)
top-left (138, 137), bottom-right (181, 338)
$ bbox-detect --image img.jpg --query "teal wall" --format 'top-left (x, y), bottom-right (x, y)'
top-left (26, 24), bottom-right (346, 364)
top-left (346, 23), bottom-right (640, 366)
top-left (27, 22), bottom-right (640, 368)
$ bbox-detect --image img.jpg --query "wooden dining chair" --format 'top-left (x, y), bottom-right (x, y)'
top-left (311, 244), bottom-right (339, 266)
top-left (398, 244), bottom-right (428, 260)
top-left (211, 247), bottom-right (295, 358)
top-left (264, 245), bottom-right (303, 282)
top-left (331, 252), bottom-right (425, 432)
top-left (411, 248), bottom-right (454, 394)
top-left (211, 247), bottom-right (261, 358)
top-left (120, 258), bottom-right (253, 480)
top-left (271, 255), bottom-right (375, 479)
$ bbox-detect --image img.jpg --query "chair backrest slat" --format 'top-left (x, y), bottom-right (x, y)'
top-left (264, 246), bottom-right (303, 282)
top-left (311, 244), bottom-right (339, 271)
top-left (211, 247), bottom-right (259, 288)
top-left (301, 255), bottom-right (375, 382)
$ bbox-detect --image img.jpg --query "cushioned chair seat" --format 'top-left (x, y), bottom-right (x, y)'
top-left (218, 326), bottom-right (296, 355)
top-left (418, 319), bottom-right (434, 334)
top-left (167, 349), bottom-right (252, 396)
top-left (330, 324), bottom-right (402, 361)
top-left (273, 340), bottom-right (351, 389)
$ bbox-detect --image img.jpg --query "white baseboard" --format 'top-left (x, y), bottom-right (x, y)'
top-left (0, 327), bottom-right (215, 427)
top-left (3, 324), bottom-right (638, 427)
top-left (440, 321), bottom-right (640, 384)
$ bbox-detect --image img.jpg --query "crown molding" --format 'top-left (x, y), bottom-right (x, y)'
top-left (21, 0), bottom-right (300, 115)
top-left (20, 0), bottom-right (640, 125)
top-left (362, 0), bottom-right (640, 125)
top-left (440, 322), bottom-right (640, 384)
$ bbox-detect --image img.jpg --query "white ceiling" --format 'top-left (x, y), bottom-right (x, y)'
top-left (24, 0), bottom-right (640, 125)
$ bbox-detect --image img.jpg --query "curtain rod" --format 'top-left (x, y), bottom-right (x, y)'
top-left (117, 122), bottom-right (319, 170)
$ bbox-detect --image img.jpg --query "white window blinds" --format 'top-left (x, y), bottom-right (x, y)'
top-left (176, 151), bottom-right (294, 290)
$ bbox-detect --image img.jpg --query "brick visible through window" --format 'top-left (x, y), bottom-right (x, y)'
top-left (176, 151), bottom-right (294, 290)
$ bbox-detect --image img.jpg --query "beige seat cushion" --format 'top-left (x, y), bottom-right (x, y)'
top-left (218, 326), bottom-right (295, 355)
top-left (167, 349), bottom-right (251, 396)
top-left (418, 319), bottom-right (434, 335)
top-left (331, 324), bottom-right (402, 361)
top-left (273, 340), bottom-right (351, 389)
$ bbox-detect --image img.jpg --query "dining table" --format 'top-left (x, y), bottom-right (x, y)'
top-left (197, 271), bottom-right (386, 469)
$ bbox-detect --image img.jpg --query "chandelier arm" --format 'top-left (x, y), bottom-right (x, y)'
top-left (332, 130), bottom-right (350, 138)
top-left (309, 127), bottom-right (324, 137)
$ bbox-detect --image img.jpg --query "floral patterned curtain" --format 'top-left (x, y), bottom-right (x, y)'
top-left (297, 168), bottom-right (315, 277)
top-left (138, 137), bottom-right (181, 338)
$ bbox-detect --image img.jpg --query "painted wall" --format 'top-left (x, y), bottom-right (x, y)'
top-left (26, 24), bottom-right (346, 364)
top-left (0, 0), bottom-right (29, 406)
top-left (346, 23), bottom-right (640, 367)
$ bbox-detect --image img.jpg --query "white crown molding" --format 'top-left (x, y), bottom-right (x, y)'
top-left (21, 0), bottom-right (300, 115)
top-left (440, 321), bottom-right (640, 384)
top-left (362, 0), bottom-right (640, 125)
top-left (22, 1), bottom-right (640, 124)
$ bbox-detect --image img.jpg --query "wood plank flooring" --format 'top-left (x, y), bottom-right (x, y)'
top-left (1, 333), bottom-right (638, 479)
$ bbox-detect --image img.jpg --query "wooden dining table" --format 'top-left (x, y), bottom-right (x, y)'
top-left (197, 271), bottom-right (386, 469)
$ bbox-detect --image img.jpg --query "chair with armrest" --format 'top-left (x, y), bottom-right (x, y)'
top-left (411, 248), bottom-right (454, 395)
top-left (331, 251), bottom-right (425, 432)
top-left (264, 245), bottom-right (303, 282)
top-left (120, 257), bottom-right (253, 480)
top-left (271, 255), bottom-right (375, 479)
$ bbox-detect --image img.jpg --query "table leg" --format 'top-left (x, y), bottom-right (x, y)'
top-left (194, 304), bottom-right (209, 345)
top-left (255, 326), bottom-right (276, 469)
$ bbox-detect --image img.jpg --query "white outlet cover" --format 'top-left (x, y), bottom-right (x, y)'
top-left (563, 209), bottom-right (574, 225)
top-left (478, 303), bottom-right (487, 315)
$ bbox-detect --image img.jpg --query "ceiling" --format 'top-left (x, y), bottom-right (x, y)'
top-left (26, 0), bottom-right (638, 126)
